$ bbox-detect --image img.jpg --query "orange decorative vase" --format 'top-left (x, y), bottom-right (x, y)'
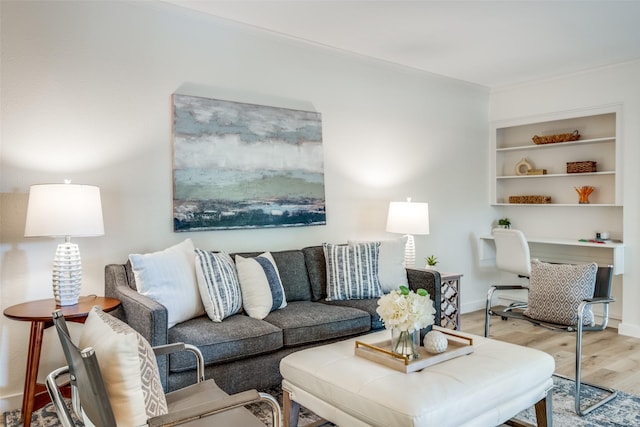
top-left (575, 186), bottom-right (595, 204)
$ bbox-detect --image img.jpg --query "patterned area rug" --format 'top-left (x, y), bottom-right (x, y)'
top-left (5, 376), bottom-right (640, 426)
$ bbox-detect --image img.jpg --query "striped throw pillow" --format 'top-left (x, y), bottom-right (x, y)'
top-left (195, 249), bottom-right (243, 322)
top-left (324, 242), bottom-right (383, 301)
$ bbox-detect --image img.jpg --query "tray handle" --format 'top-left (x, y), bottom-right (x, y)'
top-left (355, 341), bottom-right (411, 365)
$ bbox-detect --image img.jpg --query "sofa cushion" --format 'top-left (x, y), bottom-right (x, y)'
top-left (129, 239), bottom-right (205, 328)
top-left (195, 250), bottom-right (243, 322)
top-left (323, 242), bottom-right (383, 301)
top-left (322, 298), bottom-right (384, 330)
top-left (263, 301), bottom-right (370, 346)
top-left (233, 250), bottom-right (312, 302)
top-left (167, 314), bottom-right (283, 372)
top-left (302, 246), bottom-right (327, 301)
top-left (236, 252), bottom-right (287, 319)
top-left (270, 250), bottom-right (313, 301)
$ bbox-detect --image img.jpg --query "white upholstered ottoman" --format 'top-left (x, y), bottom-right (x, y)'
top-left (280, 330), bottom-right (554, 427)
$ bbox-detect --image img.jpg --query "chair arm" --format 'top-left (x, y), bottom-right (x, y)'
top-left (583, 296), bottom-right (615, 305)
top-left (578, 296), bottom-right (616, 331)
top-left (406, 268), bottom-right (441, 325)
top-left (147, 389), bottom-right (281, 427)
top-left (45, 366), bottom-right (76, 427)
top-left (153, 343), bottom-right (204, 383)
top-left (491, 285), bottom-right (529, 291)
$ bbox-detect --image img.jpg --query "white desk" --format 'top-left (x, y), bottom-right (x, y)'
top-left (479, 235), bottom-right (624, 275)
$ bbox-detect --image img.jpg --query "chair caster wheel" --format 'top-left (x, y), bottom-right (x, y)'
top-left (501, 316), bottom-right (508, 321)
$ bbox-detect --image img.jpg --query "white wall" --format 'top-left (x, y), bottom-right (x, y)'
top-left (0, 1), bottom-right (492, 409)
top-left (489, 60), bottom-right (640, 337)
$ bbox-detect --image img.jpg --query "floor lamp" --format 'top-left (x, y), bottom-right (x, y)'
top-left (386, 198), bottom-right (430, 268)
top-left (24, 182), bottom-right (104, 306)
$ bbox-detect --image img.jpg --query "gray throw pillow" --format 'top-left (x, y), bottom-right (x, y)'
top-left (524, 260), bottom-right (597, 326)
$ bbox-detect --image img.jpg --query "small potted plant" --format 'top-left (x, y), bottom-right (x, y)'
top-left (425, 255), bottom-right (438, 269)
top-left (498, 218), bottom-right (511, 229)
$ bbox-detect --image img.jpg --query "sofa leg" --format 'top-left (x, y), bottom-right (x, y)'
top-left (534, 388), bottom-right (553, 427)
top-left (283, 388), bottom-right (300, 427)
top-left (504, 387), bottom-right (553, 427)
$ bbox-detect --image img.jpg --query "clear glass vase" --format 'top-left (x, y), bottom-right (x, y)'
top-left (391, 328), bottom-right (419, 361)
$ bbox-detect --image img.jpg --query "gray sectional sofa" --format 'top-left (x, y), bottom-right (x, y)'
top-left (105, 245), bottom-right (441, 394)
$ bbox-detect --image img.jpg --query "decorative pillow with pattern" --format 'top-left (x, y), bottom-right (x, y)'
top-left (323, 242), bottom-right (383, 301)
top-left (195, 249), bottom-right (243, 322)
top-left (524, 260), bottom-right (598, 326)
top-left (129, 239), bottom-right (204, 328)
top-left (79, 307), bottom-right (168, 426)
top-left (235, 252), bottom-right (287, 319)
top-left (348, 237), bottom-right (408, 293)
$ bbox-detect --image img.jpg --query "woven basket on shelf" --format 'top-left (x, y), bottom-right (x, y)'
top-left (532, 130), bottom-right (580, 145)
top-left (567, 161), bottom-right (597, 173)
top-left (509, 195), bottom-right (552, 204)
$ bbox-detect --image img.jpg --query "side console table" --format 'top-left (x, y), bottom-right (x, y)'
top-left (4, 295), bottom-right (120, 427)
top-left (439, 272), bottom-right (463, 330)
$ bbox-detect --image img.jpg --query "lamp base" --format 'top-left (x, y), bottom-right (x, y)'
top-left (52, 242), bottom-right (82, 306)
top-left (404, 234), bottom-right (416, 268)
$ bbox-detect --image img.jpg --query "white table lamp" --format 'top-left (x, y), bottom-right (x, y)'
top-left (24, 182), bottom-right (104, 306)
top-left (386, 198), bottom-right (430, 267)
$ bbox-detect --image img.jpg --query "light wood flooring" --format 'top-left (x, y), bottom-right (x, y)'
top-left (461, 310), bottom-right (640, 395)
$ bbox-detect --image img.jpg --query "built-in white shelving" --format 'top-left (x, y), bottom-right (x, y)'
top-left (491, 107), bottom-right (622, 206)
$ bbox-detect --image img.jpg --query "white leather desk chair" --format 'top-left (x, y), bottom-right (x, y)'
top-left (484, 228), bottom-right (531, 337)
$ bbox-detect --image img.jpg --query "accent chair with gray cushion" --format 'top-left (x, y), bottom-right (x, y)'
top-left (485, 258), bottom-right (617, 416)
top-left (105, 241), bottom-right (441, 395)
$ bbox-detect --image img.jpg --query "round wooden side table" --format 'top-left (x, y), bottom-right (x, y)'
top-left (4, 295), bottom-right (121, 427)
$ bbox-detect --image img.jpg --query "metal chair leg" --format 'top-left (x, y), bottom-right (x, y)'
top-left (485, 287), bottom-right (496, 337)
top-left (554, 301), bottom-right (618, 416)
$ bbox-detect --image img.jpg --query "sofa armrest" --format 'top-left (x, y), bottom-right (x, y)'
top-left (105, 264), bottom-right (171, 389)
top-left (406, 268), bottom-right (441, 326)
top-left (104, 264), bottom-right (169, 346)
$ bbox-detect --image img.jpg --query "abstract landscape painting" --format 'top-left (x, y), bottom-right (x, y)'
top-left (172, 94), bottom-right (326, 231)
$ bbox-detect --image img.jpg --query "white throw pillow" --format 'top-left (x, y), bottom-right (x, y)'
top-left (79, 307), bottom-right (168, 426)
top-left (349, 237), bottom-right (408, 293)
top-left (195, 249), bottom-right (243, 322)
top-left (129, 239), bottom-right (204, 328)
top-left (235, 252), bottom-right (287, 320)
top-left (323, 242), bottom-right (383, 301)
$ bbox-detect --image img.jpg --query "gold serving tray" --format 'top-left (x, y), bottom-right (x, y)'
top-left (354, 326), bottom-right (474, 373)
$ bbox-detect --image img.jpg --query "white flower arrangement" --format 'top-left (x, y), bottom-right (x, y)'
top-left (376, 286), bottom-right (436, 333)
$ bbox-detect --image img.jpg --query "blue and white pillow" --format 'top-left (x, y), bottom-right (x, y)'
top-left (348, 237), bottom-right (409, 293)
top-left (195, 249), bottom-right (243, 322)
top-left (323, 242), bottom-right (383, 301)
top-left (235, 252), bottom-right (287, 320)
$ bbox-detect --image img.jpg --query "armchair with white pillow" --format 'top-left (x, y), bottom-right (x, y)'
top-left (46, 307), bottom-right (281, 427)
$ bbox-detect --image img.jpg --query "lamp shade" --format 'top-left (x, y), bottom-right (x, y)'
top-left (25, 184), bottom-right (104, 237)
top-left (386, 200), bottom-right (430, 235)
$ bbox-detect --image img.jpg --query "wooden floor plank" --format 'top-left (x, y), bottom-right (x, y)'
top-left (462, 310), bottom-right (640, 395)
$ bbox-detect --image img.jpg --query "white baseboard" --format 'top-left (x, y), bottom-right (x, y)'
top-left (1, 393), bottom-right (22, 414)
top-left (618, 322), bottom-right (640, 339)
